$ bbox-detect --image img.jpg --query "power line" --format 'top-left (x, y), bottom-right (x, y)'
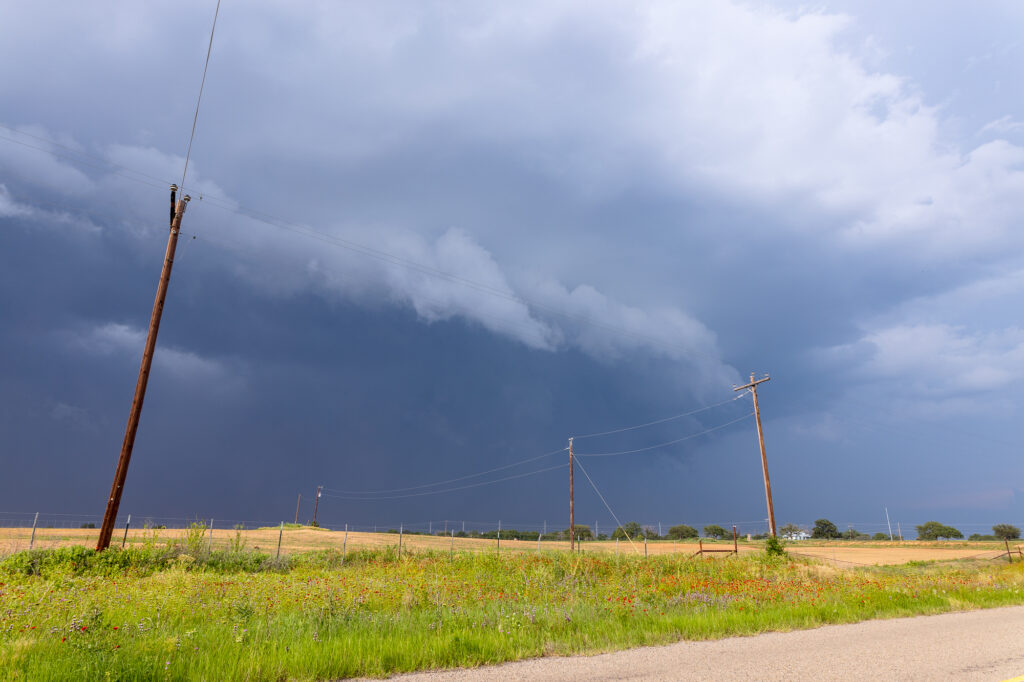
top-left (572, 392), bottom-right (748, 440)
top-left (323, 446), bottom-right (566, 496)
top-left (0, 133), bottom-right (170, 192)
top-left (575, 412), bottom-right (754, 457)
top-left (181, 0), bottom-right (222, 193)
top-left (321, 462), bottom-right (567, 501)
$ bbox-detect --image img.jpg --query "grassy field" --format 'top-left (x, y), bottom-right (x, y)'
top-left (2, 525), bottom-right (1015, 564)
top-left (1, 544), bottom-right (1023, 680)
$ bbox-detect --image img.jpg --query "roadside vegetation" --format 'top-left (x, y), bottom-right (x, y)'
top-left (2, 540), bottom-right (1023, 680)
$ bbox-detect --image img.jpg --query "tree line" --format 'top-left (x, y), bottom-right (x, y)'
top-left (802, 519), bottom-right (1020, 541)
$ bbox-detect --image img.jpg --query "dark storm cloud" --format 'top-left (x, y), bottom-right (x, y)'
top-left (2, 1), bottom-right (1023, 533)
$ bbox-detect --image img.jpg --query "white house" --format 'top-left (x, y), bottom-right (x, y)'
top-left (783, 529), bottom-right (811, 541)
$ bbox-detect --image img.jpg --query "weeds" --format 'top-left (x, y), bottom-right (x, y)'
top-left (182, 519), bottom-right (208, 557)
top-left (1, 547), bottom-right (1022, 680)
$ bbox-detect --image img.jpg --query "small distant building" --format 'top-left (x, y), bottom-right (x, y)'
top-left (783, 529), bottom-right (810, 541)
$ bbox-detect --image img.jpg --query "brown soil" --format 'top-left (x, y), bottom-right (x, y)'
top-left (0, 527), bottom-right (1013, 565)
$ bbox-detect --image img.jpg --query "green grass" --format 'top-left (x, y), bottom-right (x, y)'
top-left (2, 546), bottom-right (1023, 680)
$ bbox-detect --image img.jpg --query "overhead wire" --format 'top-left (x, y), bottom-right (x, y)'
top-left (323, 446), bottom-right (567, 496)
top-left (0, 133), bottom-right (170, 192)
top-left (181, 0), bottom-right (222, 193)
top-left (321, 462), bottom-right (567, 501)
top-left (572, 392), bottom-right (748, 440)
top-left (575, 411), bottom-right (755, 457)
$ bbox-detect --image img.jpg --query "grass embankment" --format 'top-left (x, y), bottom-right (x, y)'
top-left (1, 546), bottom-right (1023, 680)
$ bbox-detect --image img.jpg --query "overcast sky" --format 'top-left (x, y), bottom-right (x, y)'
top-left (2, 1), bottom-right (1023, 538)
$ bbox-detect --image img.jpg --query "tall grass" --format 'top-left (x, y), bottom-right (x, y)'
top-left (1, 546), bottom-right (1022, 680)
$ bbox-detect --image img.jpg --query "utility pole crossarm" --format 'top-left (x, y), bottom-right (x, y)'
top-left (733, 374), bottom-right (770, 392)
top-left (734, 373), bottom-right (777, 537)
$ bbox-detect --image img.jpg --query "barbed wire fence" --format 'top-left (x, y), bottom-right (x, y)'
top-left (0, 510), bottom-right (1018, 560)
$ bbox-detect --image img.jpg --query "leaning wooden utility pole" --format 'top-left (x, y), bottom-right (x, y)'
top-left (96, 186), bottom-right (189, 551)
top-left (734, 373), bottom-right (776, 537)
top-left (312, 485), bottom-right (323, 527)
top-left (568, 437), bottom-right (575, 551)
top-left (294, 494), bottom-right (301, 525)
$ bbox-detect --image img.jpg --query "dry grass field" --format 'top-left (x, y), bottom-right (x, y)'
top-left (1, 525), bottom-right (1016, 564)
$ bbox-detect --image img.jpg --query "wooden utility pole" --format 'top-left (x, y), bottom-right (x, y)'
top-left (97, 186), bottom-right (189, 551)
top-left (734, 373), bottom-right (776, 537)
top-left (312, 485), bottom-right (322, 527)
top-left (294, 494), bottom-right (301, 525)
top-left (568, 437), bottom-right (575, 551)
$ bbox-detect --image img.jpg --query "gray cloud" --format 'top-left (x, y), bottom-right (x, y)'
top-left (3, 0), bottom-right (1024, 526)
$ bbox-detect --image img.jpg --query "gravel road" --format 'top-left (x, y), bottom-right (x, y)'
top-left (390, 606), bottom-right (1024, 681)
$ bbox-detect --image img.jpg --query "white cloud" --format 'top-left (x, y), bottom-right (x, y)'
top-left (0, 184), bottom-right (32, 217)
top-left (828, 323), bottom-right (1024, 398)
top-left (68, 322), bottom-right (231, 382)
top-left (979, 115), bottom-right (1024, 136)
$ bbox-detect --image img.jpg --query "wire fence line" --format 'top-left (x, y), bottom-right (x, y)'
top-left (0, 511), bottom-right (1018, 543)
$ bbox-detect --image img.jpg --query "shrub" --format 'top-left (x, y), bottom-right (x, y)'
top-left (764, 535), bottom-right (786, 557)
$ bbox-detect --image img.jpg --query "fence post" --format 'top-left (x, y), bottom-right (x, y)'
top-left (398, 524), bottom-right (403, 560)
top-left (733, 525), bottom-right (738, 555)
top-left (450, 529), bottom-right (454, 561)
top-left (497, 520), bottom-right (501, 552)
top-left (342, 523), bottom-right (348, 565)
top-left (29, 512), bottom-right (39, 550)
top-left (1007, 539), bottom-right (1014, 564)
top-left (122, 514), bottom-right (132, 549)
top-left (644, 534), bottom-right (647, 558)
top-left (537, 531), bottom-right (541, 553)
top-left (616, 537), bottom-right (619, 555)
top-left (208, 518), bottom-right (214, 554)
top-left (276, 521), bottom-right (283, 559)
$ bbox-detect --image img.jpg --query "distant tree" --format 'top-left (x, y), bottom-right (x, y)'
top-left (811, 519), bottom-right (840, 539)
top-left (993, 524), bottom-right (1021, 540)
top-left (80, 522), bottom-right (95, 529)
top-left (915, 521), bottom-right (963, 540)
top-left (842, 527), bottom-right (870, 540)
top-left (612, 522), bottom-right (643, 540)
top-left (703, 525), bottom-right (728, 540)
top-left (667, 524), bottom-right (699, 540)
top-left (872, 532), bottom-right (889, 541)
top-left (968, 534), bottom-right (996, 541)
top-left (779, 523), bottom-right (803, 538)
